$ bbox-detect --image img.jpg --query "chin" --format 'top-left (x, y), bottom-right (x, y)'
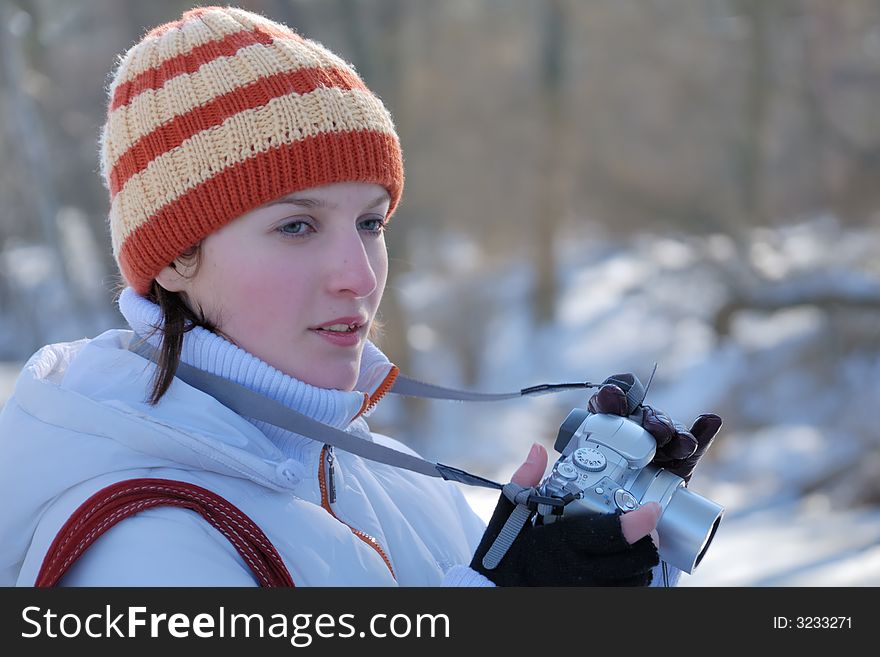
top-left (312, 366), bottom-right (359, 391)
top-left (329, 356), bottom-right (362, 388)
top-left (336, 371), bottom-right (360, 392)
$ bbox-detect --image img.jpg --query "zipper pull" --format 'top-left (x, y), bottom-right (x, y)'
top-left (326, 445), bottom-right (337, 504)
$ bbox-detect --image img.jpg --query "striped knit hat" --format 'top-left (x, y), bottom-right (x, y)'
top-left (101, 6), bottom-right (404, 294)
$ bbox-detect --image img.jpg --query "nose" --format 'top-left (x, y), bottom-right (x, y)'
top-left (325, 227), bottom-right (379, 298)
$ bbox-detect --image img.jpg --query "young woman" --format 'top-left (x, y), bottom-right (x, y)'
top-left (0, 6), bottom-right (719, 587)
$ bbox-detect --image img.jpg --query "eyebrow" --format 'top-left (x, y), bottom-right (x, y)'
top-left (264, 193), bottom-right (390, 211)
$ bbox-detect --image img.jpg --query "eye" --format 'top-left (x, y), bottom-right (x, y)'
top-left (278, 219), bottom-right (313, 237)
top-left (359, 215), bottom-right (387, 234)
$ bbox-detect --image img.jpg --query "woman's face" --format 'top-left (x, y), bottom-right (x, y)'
top-left (158, 181), bottom-right (390, 390)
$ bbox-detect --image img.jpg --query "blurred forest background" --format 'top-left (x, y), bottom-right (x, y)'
top-left (1, 0), bottom-right (879, 584)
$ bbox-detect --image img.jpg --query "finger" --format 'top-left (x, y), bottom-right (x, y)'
top-left (674, 415), bottom-right (722, 477)
top-left (620, 502), bottom-right (661, 544)
top-left (689, 414), bottom-right (722, 447)
top-left (510, 443), bottom-right (548, 487)
top-left (640, 405), bottom-right (678, 448)
top-left (654, 424), bottom-right (698, 461)
top-left (587, 384), bottom-right (629, 416)
top-left (479, 443), bottom-right (548, 548)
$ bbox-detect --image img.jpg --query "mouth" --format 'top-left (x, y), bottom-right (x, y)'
top-left (309, 316), bottom-right (368, 346)
top-left (310, 317), bottom-right (367, 334)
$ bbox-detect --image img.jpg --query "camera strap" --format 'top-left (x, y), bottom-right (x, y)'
top-left (128, 335), bottom-right (599, 493)
top-left (481, 483), bottom-right (539, 569)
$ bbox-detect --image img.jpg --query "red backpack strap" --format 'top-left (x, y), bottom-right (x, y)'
top-left (35, 478), bottom-right (294, 587)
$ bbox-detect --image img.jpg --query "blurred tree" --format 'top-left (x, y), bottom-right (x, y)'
top-left (530, 0), bottom-right (570, 327)
top-left (737, 0), bottom-right (772, 233)
top-left (0, 0), bottom-right (92, 345)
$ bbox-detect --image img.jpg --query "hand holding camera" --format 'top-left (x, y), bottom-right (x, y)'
top-left (470, 443), bottom-right (661, 586)
top-left (470, 372), bottom-right (724, 586)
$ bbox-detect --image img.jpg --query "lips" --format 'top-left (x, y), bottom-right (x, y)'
top-left (310, 316), bottom-right (368, 331)
top-left (309, 318), bottom-right (367, 347)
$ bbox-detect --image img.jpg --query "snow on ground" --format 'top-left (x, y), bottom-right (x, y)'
top-left (680, 500), bottom-right (880, 586)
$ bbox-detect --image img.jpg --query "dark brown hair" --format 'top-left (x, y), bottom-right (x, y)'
top-left (139, 244), bottom-right (220, 405)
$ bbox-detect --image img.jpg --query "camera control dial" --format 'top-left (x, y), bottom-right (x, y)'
top-left (572, 447), bottom-right (607, 472)
top-left (555, 462), bottom-right (579, 480)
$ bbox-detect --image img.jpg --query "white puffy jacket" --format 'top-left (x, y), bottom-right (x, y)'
top-left (0, 330), bottom-right (488, 586)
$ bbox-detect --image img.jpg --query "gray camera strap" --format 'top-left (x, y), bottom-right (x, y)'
top-left (480, 481), bottom-right (583, 569)
top-left (481, 483), bottom-right (536, 569)
top-left (128, 335), bottom-right (597, 492)
top-left (389, 377), bottom-right (601, 402)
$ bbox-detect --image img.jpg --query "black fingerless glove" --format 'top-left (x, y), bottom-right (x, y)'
top-left (470, 493), bottom-right (659, 587)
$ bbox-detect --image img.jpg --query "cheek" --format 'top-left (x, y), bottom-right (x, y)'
top-left (371, 242), bottom-right (389, 293)
top-left (203, 254), bottom-right (311, 334)
top-left (241, 271), bottom-right (307, 325)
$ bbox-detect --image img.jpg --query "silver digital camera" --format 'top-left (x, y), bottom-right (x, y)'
top-left (538, 409), bottom-right (723, 573)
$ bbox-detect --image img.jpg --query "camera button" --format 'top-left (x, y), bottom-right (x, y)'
top-left (614, 489), bottom-right (639, 511)
top-left (556, 462), bottom-right (578, 480)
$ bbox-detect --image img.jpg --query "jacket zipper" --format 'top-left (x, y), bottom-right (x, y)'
top-left (326, 445), bottom-right (336, 503)
top-left (353, 366), bottom-right (400, 420)
top-left (319, 445), bottom-right (395, 579)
